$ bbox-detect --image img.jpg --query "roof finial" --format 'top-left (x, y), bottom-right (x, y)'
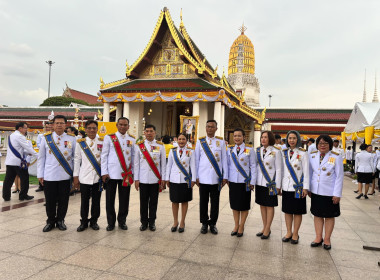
top-left (363, 69), bottom-right (367, 102)
top-left (239, 22), bottom-right (247, 35)
top-left (373, 71), bottom-right (378, 103)
top-left (180, 8), bottom-right (184, 28)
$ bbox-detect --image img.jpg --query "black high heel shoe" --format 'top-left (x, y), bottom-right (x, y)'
top-left (261, 231), bottom-right (271, 239)
top-left (310, 238), bottom-right (323, 247)
top-left (12, 190), bottom-right (20, 193)
top-left (171, 225), bottom-right (178, 232)
top-left (231, 231), bottom-right (238, 236)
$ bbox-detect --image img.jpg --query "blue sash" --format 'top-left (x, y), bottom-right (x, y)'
top-left (172, 148), bottom-right (192, 188)
top-left (200, 138), bottom-right (223, 190)
top-left (45, 133), bottom-right (73, 176)
top-left (79, 140), bottom-right (103, 191)
top-left (256, 147), bottom-right (277, 196)
top-left (283, 149), bottom-right (304, 199)
top-left (230, 146), bottom-right (250, 191)
top-left (8, 136), bottom-right (28, 169)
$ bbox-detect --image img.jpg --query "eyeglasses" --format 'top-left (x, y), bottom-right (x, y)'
top-left (318, 142), bottom-right (329, 146)
top-left (54, 122), bottom-right (65, 125)
top-left (86, 127), bottom-right (98, 130)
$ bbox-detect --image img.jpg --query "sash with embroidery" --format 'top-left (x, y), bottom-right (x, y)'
top-left (172, 148), bottom-right (192, 188)
top-left (45, 133), bottom-right (73, 176)
top-left (283, 149), bottom-right (304, 199)
top-left (199, 138), bottom-right (223, 190)
top-left (79, 139), bottom-right (103, 191)
top-left (256, 147), bottom-right (277, 196)
top-left (110, 134), bottom-right (133, 187)
top-left (230, 146), bottom-right (250, 191)
top-left (8, 136), bottom-right (28, 170)
top-left (138, 141), bottom-right (162, 185)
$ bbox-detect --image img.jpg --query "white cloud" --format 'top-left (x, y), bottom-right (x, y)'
top-left (0, 87), bottom-right (48, 106)
top-left (0, 43), bottom-right (34, 57)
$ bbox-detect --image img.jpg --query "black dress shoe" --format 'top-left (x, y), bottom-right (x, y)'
top-left (20, 195), bottom-right (34, 201)
top-left (364, 195), bottom-right (369, 199)
top-left (282, 236), bottom-right (291, 242)
top-left (119, 224), bottom-right (128, 230)
top-left (106, 225), bottom-right (115, 231)
top-left (77, 224), bottom-right (88, 232)
top-left (210, 225), bottom-right (218, 235)
top-left (310, 239), bottom-right (323, 247)
top-left (323, 244), bottom-right (332, 250)
top-left (356, 193), bottom-right (363, 199)
top-left (56, 221), bottom-right (67, 231)
top-left (90, 223), bottom-right (100, 230)
top-left (43, 223), bottom-right (54, 232)
top-left (140, 224), bottom-right (148, 231)
top-left (171, 225), bottom-right (178, 232)
top-left (368, 191), bottom-right (375, 195)
top-left (35, 188), bottom-right (44, 192)
top-left (256, 232), bottom-right (264, 237)
top-left (4, 198), bottom-right (10, 202)
top-left (231, 231), bottom-right (238, 236)
top-left (353, 190), bottom-right (359, 193)
top-left (291, 236), bottom-right (299, 244)
top-left (178, 227), bottom-right (185, 233)
top-left (149, 224), bottom-right (156, 231)
top-left (237, 232), bottom-right (244, 237)
top-left (12, 190), bottom-right (19, 193)
top-left (261, 231), bottom-right (271, 239)
top-left (200, 224), bottom-right (208, 234)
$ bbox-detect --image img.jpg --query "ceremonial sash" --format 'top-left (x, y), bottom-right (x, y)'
top-left (200, 138), bottom-right (223, 190)
top-left (172, 148), bottom-right (192, 188)
top-left (138, 142), bottom-right (162, 185)
top-left (45, 133), bottom-right (73, 176)
top-left (256, 147), bottom-right (277, 196)
top-left (79, 139), bottom-right (103, 191)
top-left (8, 136), bottom-right (28, 170)
top-left (283, 150), bottom-right (304, 199)
top-left (230, 147), bottom-right (250, 191)
top-left (110, 134), bottom-right (133, 187)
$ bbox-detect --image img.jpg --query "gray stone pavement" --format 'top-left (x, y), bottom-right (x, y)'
top-left (0, 176), bottom-right (379, 279)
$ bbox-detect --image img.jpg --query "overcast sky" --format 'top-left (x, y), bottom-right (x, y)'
top-left (1, 0), bottom-right (379, 108)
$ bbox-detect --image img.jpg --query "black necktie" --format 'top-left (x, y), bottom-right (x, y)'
top-left (263, 148), bottom-right (267, 158)
top-left (320, 153), bottom-right (325, 164)
top-left (180, 149), bottom-right (183, 157)
top-left (290, 150), bottom-right (294, 159)
top-left (237, 146), bottom-right (240, 155)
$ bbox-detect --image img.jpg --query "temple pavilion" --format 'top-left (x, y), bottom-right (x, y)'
top-left (98, 7), bottom-right (265, 145)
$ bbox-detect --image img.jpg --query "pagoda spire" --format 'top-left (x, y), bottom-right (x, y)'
top-left (373, 71), bottom-right (378, 103)
top-left (239, 22), bottom-right (247, 35)
top-left (362, 69), bottom-right (367, 102)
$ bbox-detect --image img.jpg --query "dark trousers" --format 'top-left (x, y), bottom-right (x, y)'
top-left (139, 183), bottom-right (159, 225)
top-left (44, 180), bottom-right (70, 224)
top-left (80, 183), bottom-right (102, 224)
top-left (2, 165), bottom-right (29, 200)
top-left (199, 184), bottom-right (220, 225)
top-left (105, 179), bottom-right (131, 226)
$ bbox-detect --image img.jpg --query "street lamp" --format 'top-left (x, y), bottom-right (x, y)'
top-left (45, 60), bottom-right (55, 98)
top-left (268, 94), bottom-right (273, 107)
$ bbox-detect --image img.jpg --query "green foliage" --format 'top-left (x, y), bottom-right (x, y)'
top-left (40, 96), bottom-right (90, 106)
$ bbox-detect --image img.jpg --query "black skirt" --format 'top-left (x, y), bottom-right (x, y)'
top-left (282, 190), bottom-right (307, 215)
top-left (255, 185), bottom-right (278, 207)
top-left (357, 172), bottom-right (373, 184)
top-left (310, 193), bottom-right (340, 218)
top-left (229, 182), bottom-right (251, 211)
top-left (169, 182), bottom-right (193, 203)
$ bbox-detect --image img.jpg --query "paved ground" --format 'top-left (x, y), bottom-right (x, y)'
top-left (0, 176), bottom-right (379, 280)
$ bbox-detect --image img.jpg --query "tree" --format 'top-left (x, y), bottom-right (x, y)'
top-left (40, 96), bottom-right (90, 106)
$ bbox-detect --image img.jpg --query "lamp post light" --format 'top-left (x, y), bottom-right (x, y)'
top-left (268, 94), bottom-right (273, 107)
top-left (45, 60), bottom-right (55, 98)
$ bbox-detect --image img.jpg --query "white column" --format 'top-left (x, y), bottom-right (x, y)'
top-left (123, 102), bottom-right (130, 118)
top-left (220, 104), bottom-right (225, 139)
top-left (253, 123), bottom-right (262, 148)
top-left (116, 103), bottom-right (123, 121)
top-left (103, 102), bottom-right (110, 122)
top-left (213, 101), bottom-right (221, 137)
top-left (192, 101), bottom-right (199, 116)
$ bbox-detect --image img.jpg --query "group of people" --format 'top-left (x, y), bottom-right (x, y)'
top-left (2, 116), bottom-right (344, 251)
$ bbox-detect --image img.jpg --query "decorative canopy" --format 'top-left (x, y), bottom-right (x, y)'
top-left (344, 102), bottom-right (380, 133)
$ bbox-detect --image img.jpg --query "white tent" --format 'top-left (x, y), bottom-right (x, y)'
top-left (344, 102), bottom-right (380, 133)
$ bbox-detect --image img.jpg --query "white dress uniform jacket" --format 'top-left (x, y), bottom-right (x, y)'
top-left (37, 132), bottom-right (76, 181)
top-left (134, 139), bottom-right (166, 184)
top-left (74, 136), bottom-right (103, 185)
top-left (227, 143), bottom-right (257, 185)
top-left (5, 130), bottom-right (37, 166)
top-left (345, 150), bottom-right (353, 161)
top-left (256, 146), bottom-right (282, 188)
top-left (36, 133), bottom-right (44, 149)
top-left (308, 143), bottom-right (317, 154)
top-left (309, 151), bottom-right (343, 197)
top-left (332, 146), bottom-right (345, 159)
top-left (101, 132), bottom-right (135, 180)
top-left (355, 151), bottom-right (375, 173)
top-left (194, 136), bottom-right (228, 184)
top-left (281, 148), bottom-right (309, 191)
top-left (165, 146), bottom-right (196, 183)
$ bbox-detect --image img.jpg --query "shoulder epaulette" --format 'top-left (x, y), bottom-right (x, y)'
top-left (77, 138), bottom-right (85, 143)
top-left (156, 141), bottom-right (164, 145)
top-left (331, 151), bottom-right (339, 156)
top-left (187, 146), bottom-right (194, 150)
top-left (282, 148), bottom-right (288, 151)
top-left (98, 137), bottom-right (104, 141)
top-left (298, 147), bottom-right (306, 152)
top-left (273, 146), bottom-right (281, 150)
top-left (228, 144), bottom-right (234, 148)
top-left (199, 136), bottom-right (206, 140)
top-left (172, 147), bottom-right (178, 150)
top-left (44, 131), bottom-right (52, 136)
top-left (216, 136), bottom-right (223, 140)
top-left (310, 150), bottom-right (318, 154)
top-left (67, 133), bottom-right (76, 137)
top-left (136, 139), bottom-right (143, 145)
top-left (128, 133), bottom-right (135, 139)
top-left (245, 144), bottom-right (252, 148)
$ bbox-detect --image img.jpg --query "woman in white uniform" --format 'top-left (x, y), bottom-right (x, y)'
top-left (309, 135), bottom-right (343, 250)
top-left (165, 133), bottom-right (196, 233)
top-left (354, 143), bottom-right (374, 199)
top-left (281, 130), bottom-right (309, 244)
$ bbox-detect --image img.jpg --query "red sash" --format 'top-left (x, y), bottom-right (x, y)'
top-left (110, 134), bottom-right (133, 187)
top-left (138, 142), bottom-right (162, 185)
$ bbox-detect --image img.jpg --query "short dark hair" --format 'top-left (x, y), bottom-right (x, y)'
top-left (347, 146), bottom-right (351, 150)
top-left (375, 147), bottom-right (379, 150)
top-left (308, 138), bottom-right (315, 143)
top-left (359, 143), bottom-right (367, 151)
top-left (15, 122), bottom-right (28, 130)
top-left (79, 130), bottom-right (86, 138)
top-left (177, 133), bottom-right (187, 139)
top-left (117, 117), bottom-right (129, 124)
top-left (233, 128), bottom-right (245, 137)
top-left (316, 134), bottom-right (333, 150)
top-left (53, 115), bottom-right (67, 123)
top-left (85, 120), bottom-right (98, 128)
top-left (145, 124), bottom-right (156, 131)
top-left (45, 121), bottom-right (52, 126)
top-left (333, 140), bottom-right (339, 143)
top-left (162, 135), bottom-right (171, 144)
top-left (206, 120), bottom-right (217, 127)
top-left (66, 126), bottom-right (78, 136)
top-left (261, 131), bottom-right (275, 146)
top-left (274, 134), bottom-right (281, 140)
